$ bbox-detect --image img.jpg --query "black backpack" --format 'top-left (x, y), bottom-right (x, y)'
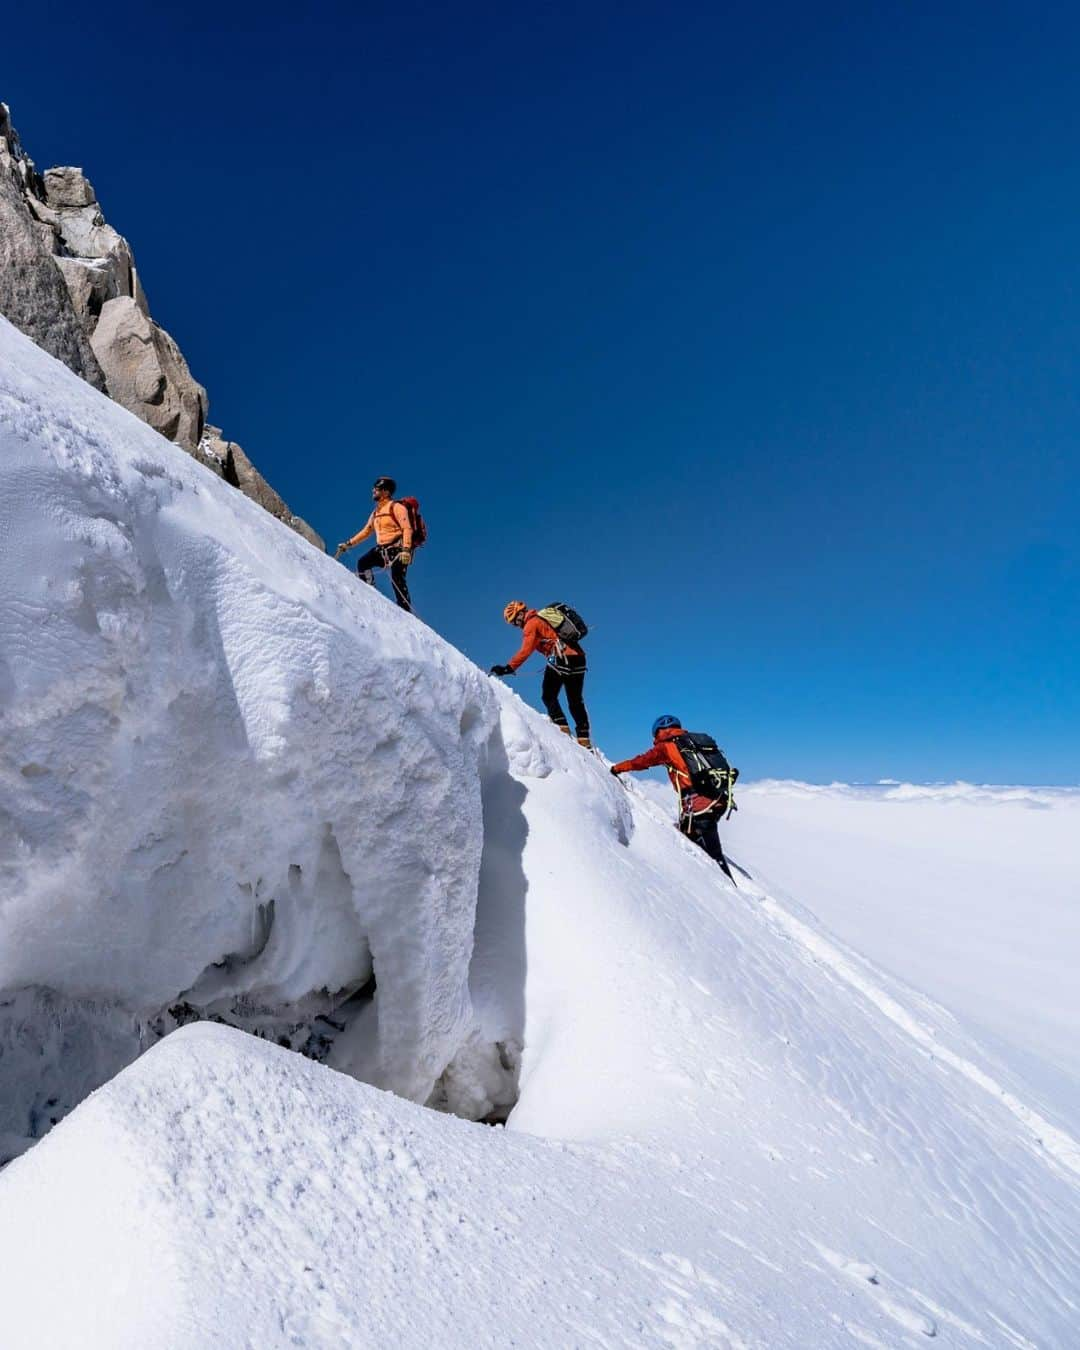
top-left (536, 602), bottom-right (588, 643)
top-left (674, 732), bottom-right (739, 812)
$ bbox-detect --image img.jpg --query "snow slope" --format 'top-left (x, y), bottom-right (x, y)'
top-left (730, 780), bottom-right (1080, 1130)
top-left (0, 312), bottom-right (510, 1142)
top-left (2, 317), bottom-right (1080, 1346)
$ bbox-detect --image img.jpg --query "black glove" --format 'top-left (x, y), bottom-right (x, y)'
top-left (609, 766), bottom-right (621, 777)
top-left (489, 664), bottom-right (513, 677)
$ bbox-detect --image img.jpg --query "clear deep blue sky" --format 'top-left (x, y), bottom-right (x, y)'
top-left (7, 2), bottom-right (1079, 782)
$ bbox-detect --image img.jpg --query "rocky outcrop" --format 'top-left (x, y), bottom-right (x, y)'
top-left (91, 297), bottom-right (208, 450)
top-left (202, 426), bottom-right (325, 549)
top-left (0, 108), bottom-right (106, 390)
top-left (0, 102), bottom-right (323, 551)
top-left (42, 165), bottom-right (96, 208)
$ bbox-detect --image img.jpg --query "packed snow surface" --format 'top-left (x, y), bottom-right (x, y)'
top-left (730, 780), bottom-right (1080, 1127)
top-left (2, 316), bottom-right (1080, 1347)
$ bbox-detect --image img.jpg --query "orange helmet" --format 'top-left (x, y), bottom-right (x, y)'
top-left (503, 600), bottom-right (527, 626)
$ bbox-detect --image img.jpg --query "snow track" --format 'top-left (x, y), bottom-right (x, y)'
top-left (755, 890), bottom-right (1080, 1180)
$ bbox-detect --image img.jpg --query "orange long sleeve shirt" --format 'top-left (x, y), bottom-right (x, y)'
top-left (507, 611), bottom-right (582, 671)
top-left (353, 500), bottom-right (412, 549)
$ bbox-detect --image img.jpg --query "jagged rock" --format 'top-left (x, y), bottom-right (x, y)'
top-left (288, 515), bottom-right (326, 551)
top-left (53, 202), bottom-right (128, 264)
top-left (56, 232), bottom-right (135, 305)
top-left (25, 194), bottom-right (60, 229)
top-left (196, 425), bottom-right (230, 478)
top-left (131, 262), bottom-right (149, 315)
top-left (224, 440), bottom-right (325, 551)
top-left (54, 257), bottom-right (116, 327)
top-left (0, 110), bottom-right (106, 390)
top-left (90, 297), bottom-right (207, 451)
top-left (1, 102), bottom-right (320, 550)
top-left (225, 441), bottom-right (290, 517)
top-left (42, 166), bottom-right (95, 208)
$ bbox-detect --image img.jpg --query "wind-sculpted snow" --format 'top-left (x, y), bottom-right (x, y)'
top-left (3, 318), bottom-right (1080, 1345)
top-left (0, 316), bottom-right (501, 1146)
top-left (4, 759), bottom-right (1080, 1346)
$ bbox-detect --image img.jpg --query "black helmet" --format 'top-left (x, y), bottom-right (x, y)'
top-left (373, 476), bottom-right (396, 495)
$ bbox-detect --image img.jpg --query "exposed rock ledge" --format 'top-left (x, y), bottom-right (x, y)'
top-left (0, 102), bottom-right (323, 551)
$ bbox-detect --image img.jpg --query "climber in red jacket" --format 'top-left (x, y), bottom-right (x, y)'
top-left (610, 715), bottom-right (736, 879)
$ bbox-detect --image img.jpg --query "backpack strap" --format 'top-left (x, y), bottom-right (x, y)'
top-left (536, 606), bottom-right (569, 662)
top-left (389, 500), bottom-right (412, 546)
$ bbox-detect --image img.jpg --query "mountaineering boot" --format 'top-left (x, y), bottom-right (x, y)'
top-left (577, 735), bottom-right (593, 749)
top-left (715, 848), bottom-right (736, 883)
top-left (556, 724), bottom-right (571, 736)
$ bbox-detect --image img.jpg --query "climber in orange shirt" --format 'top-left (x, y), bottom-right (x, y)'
top-left (335, 477), bottom-right (414, 612)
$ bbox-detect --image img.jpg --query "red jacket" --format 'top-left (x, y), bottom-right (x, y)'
top-left (612, 727), bottom-right (718, 814)
top-left (508, 610), bottom-right (582, 672)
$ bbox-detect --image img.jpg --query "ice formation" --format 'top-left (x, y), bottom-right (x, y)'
top-left (2, 315), bottom-right (1080, 1346)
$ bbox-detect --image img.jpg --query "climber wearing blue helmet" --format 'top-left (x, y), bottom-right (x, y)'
top-left (611, 716), bottom-right (738, 881)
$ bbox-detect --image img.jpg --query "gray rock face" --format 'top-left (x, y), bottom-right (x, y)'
top-left (53, 202), bottom-right (127, 263)
top-left (0, 114), bottom-right (106, 390)
top-left (91, 297), bottom-right (208, 451)
top-left (224, 440), bottom-right (290, 518)
top-left (206, 428), bottom-right (326, 551)
top-left (54, 256), bottom-right (117, 327)
top-left (0, 101), bottom-right (322, 551)
top-left (287, 514), bottom-right (327, 552)
top-left (43, 165), bottom-right (96, 208)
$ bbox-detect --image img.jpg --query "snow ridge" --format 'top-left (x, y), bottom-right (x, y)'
top-left (2, 316), bottom-right (1080, 1346)
top-left (0, 313), bottom-right (508, 1146)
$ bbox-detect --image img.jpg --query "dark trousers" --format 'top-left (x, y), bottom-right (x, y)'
top-left (356, 543), bottom-right (411, 613)
top-left (681, 803), bottom-right (734, 880)
top-left (541, 653), bottom-right (589, 738)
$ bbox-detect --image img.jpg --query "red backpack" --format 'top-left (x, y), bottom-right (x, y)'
top-left (397, 497), bottom-right (427, 548)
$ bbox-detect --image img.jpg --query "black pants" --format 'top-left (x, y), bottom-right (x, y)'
top-left (681, 803), bottom-right (734, 880)
top-left (356, 543), bottom-right (411, 613)
top-left (541, 653), bottom-right (589, 738)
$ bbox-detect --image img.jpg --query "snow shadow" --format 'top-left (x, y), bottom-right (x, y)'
top-left (0, 988), bottom-right (147, 1165)
top-left (433, 723), bottom-right (529, 1124)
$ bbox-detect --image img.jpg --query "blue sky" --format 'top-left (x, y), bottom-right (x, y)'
top-left (7, 2), bottom-right (1078, 782)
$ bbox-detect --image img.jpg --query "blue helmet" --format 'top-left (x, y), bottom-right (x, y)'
top-left (652, 714), bottom-right (681, 736)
